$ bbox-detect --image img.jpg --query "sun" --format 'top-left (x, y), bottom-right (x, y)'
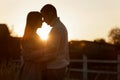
top-left (37, 23), bottom-right (52, 41)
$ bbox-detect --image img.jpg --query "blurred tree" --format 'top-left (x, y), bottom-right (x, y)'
top-left (0, 24), bottom-right (11, 61)
top-left (0, 24), bottom-right (21, 60)
top-left (108, 27), bottom-right (120, 45)
top-left (94, 38), bottom-right (106, 43)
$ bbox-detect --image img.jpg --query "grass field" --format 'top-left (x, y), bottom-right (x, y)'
top-left (0, 59), bottom-right (118, 80)
top-left (0, 59), bottom-right (21, 80)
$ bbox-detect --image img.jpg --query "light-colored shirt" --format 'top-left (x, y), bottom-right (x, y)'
top-left (45, 17), bottom-right (69, 69)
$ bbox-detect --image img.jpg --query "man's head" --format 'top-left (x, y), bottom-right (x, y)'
top-left (40, 4), bottom-right (57, 25)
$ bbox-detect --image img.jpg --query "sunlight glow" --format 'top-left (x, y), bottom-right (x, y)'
top-left (37, 23), bottom-right (52, 41)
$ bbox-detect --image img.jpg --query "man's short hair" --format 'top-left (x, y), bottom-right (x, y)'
top-left (41, 4), bottom-right (57, 17)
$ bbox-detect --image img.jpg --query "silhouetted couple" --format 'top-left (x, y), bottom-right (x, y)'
top-left (17, 4), bottom-right (69, 80)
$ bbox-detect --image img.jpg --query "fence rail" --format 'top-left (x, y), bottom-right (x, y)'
top-left (67, 54), bottom-right (120, 80)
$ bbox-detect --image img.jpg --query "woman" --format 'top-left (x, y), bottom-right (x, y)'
top-left (18, 11), bottom-right (44, 80)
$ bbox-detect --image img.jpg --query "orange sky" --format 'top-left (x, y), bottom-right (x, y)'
top-left (0, 0), bottom-right (120, 41)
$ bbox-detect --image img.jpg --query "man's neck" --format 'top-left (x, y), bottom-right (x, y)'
top-left (50, 17), bottom-right (59, 27)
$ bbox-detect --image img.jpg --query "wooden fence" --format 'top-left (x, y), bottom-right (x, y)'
top-left (67, 54), bottom-right (120, 80)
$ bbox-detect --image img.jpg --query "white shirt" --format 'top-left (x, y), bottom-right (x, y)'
top-left (45, 17), bottom-right (70, 69)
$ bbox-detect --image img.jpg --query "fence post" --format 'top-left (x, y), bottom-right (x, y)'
top-left (118, 54), bottom-right (120, 80)
top-left (83, 55), bottom-right (87, 80)
top-left (20, 56), bottom-right (24, 67)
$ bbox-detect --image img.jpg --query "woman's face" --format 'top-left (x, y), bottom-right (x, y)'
top-left (36, 20), bottom-right (43, 28)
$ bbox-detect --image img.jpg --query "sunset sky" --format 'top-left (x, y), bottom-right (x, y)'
top-left (0, 0), bottom-right (120, 41)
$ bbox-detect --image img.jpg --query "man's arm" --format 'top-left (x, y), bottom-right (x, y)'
top-left (41, 28), bottom-right (60, 62)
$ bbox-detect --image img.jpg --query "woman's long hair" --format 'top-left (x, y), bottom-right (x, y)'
top-left (23, 11), bottom-right (42, 40)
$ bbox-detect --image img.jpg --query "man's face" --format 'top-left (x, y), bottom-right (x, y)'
top-left (41, 12), bottom-right (51, 25)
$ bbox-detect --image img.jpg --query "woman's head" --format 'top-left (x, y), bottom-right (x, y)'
top-left (23, 11), bottom-right (43, 39)
top-left (26, 11), bottom-right (43, 29)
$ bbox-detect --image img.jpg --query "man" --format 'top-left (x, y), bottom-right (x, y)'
top-left (40, 4), bottom-right (69, 80)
